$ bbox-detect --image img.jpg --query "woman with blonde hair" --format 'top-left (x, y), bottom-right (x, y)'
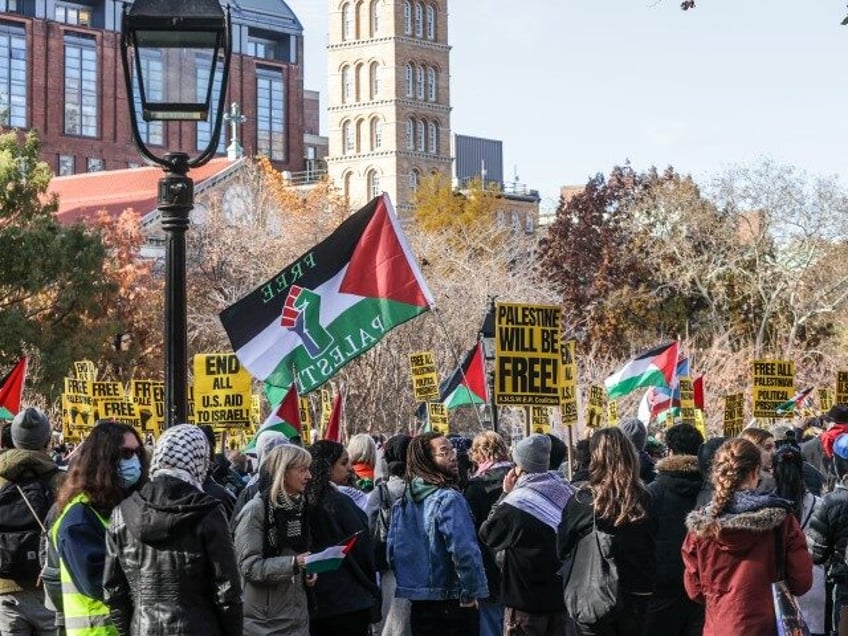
top-left (682, 438), bottom-right (812, 635)
top-left (557, 427), bottom-right (657, 635)
top-left (234, 444), bottom-right (315, 636)
top-left (347, 433), bottom-right (378, 493)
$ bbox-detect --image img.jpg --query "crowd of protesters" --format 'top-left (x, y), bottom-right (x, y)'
top-left (2, 404), bottom-right (848, 635)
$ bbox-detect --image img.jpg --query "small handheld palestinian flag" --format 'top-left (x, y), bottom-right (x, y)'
top-left (305, 533), bottom-right (359, 574)
top-left (605, 342), bottom-right (679, 401)
top-left (220, 194), bottom-right (434, 404)
top-left (776, 387), bottom-right (814, 415)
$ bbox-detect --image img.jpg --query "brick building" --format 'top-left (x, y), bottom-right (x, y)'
top-left (0, 0), bottom-right (307, 175)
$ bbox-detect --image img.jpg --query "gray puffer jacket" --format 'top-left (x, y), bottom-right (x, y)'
top-left (104, 475), bottom-right (243, 636)
top-left (233, 494), bottom-right (310, 636)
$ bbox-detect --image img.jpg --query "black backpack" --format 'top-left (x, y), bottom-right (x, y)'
top-left (371, 482), bottom-right (392, 571)
top-left (0, 470), bottom-right (56, 582)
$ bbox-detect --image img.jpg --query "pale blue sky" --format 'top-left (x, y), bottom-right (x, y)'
top-left (286, 1), bottom-right (848, 211)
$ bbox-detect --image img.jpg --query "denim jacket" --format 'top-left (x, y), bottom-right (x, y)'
top-left (387, 478), bottom-right (488, 604)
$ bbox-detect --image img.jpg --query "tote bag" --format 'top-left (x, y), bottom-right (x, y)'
top-left (562, 513), bottom-right (621, 625)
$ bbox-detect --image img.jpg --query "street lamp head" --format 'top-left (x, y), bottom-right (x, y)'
top-left (120, 0), bottom-right (231, 168)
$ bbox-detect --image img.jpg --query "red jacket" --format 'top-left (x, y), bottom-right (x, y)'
top-left (682, 502), bottom-right (812, 636)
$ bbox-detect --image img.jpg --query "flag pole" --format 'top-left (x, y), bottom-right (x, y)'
top-left (430, 309), bottom-right (485, 430)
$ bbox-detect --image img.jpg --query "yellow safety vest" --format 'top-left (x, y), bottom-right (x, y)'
top-left (50, 494), bottom-right (118, 636)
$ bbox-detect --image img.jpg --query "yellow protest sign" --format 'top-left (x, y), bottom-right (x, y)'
top-left (679, 376), bottom-right (695, 425)
top-left (752, 359), bottom-right (795, 419)
top-left (130, 380), bottom-right (164, 435)
top-left (193, 354), bottom-right (252, 426)
top-left (694, 408), bottom-right (707, 439)
top-left (607, 401), bottom-right (618, 426)
top-left (250, 395), bottom-right (261, 426)
top-left (299, 397), bottom-right (313, 444)
top-left (89, 382), bottom-right (137, 425)
top-left (409, 351), bottom-right (440, 401)
top-left (530, 406), bottom-right (552, 434)
top-left (73, 360), bottom-right (97, 382)
top-left (495, 302), bottom-right (561, 406)
top-left (560, 339), bottom-right (578, 426)
top-left (187, 384), bottom-right (195, 424)
top-left (428, 402), bottom-right (449, 434)
top-left (837, 371), bottom-right (848, 405)
top-left (585, 385), bottom-right (606, 429)
top-left (723, 392), bottom-right (744, 437)
top-left (819, 388), bottom-right (834, 413)
top-left (62, 378), bottom-right (93, 431)
top-left (320, 388), bottom-right (332, 436)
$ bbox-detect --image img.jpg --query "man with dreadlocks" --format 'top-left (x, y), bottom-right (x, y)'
top-left (387, 432), bottom-right (488, 636)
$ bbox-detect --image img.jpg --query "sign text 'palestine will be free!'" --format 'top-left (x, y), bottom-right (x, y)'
top-left (495, 302), bottom-right (561, 406)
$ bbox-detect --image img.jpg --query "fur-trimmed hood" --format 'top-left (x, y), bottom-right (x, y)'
top-left (655, 454), bottom-right (700, 475)
top-left (686, 503), bottom-right (787, 551)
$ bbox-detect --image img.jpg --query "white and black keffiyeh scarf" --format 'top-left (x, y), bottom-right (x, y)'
top-left (150, 424), bottom-right (210, 491)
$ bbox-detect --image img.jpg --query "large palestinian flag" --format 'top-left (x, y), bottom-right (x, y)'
top-left (440, 342), bottom-right (487, 409)
top-left (221, 195), bottom-right (434, 402)
top-left (605, 342), bottom-right (679, 400)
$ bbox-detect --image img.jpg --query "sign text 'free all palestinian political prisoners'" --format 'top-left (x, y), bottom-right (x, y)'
top-left (409, 350), bottom-right (440, 401)
top-left (751, 359), bottom-right (795, 419)
top-left (495, 302), bottom-right (561, 406)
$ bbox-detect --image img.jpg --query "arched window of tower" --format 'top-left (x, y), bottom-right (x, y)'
top-left (405, 63), bottom-right (414, 98)
top-left (425, 4), bottom-right (435, 40)
top-left (370, 61), bottom-right (381, 100)
top-left (342, 3), bottom-right (353, 41)
top-left (370, 0), bottom-right (380, 37)
top-left (406, 118), bottom-right (415, 150)
top-left (427, 67), bottom-right (436, 102)
top-left (414, 2), bottom-right (423, 38)
top-left (416, 65), bottom-right (425, 100)
top-left (342, 65), bottom-right (353, 103)
top-left (403, 1), bottom-right (412, 35)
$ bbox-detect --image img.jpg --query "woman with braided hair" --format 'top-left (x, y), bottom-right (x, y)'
top-left (682, 438), bottom-right (812, 635)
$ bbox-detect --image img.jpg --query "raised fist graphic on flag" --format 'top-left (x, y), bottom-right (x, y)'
top-left (281, 285), bottom-right (334, 357)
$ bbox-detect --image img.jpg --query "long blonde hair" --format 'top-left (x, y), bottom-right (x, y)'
top-left (589, 427), bottom-right (648, 526)
top-left (705, 438), bottom-right (761, 537)
top-left (261, 445), bottom-right (312, 506)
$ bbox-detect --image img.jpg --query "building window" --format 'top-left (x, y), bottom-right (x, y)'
top-left (414, 2), bottom-right (423, 38)
top-left (355, 63), bottom-right (364, 102)
top-left (406, 118), bottom-right (414, 150)
top-left (87, 157), bottom-right (104, 172)
top-left (342, 65), bottom-right (352, 103)
top-left (367, 169), bottom-right (380, 199)
top-left (55, 2), bottom-right (92, 26)
top-left (246, 37), bottom-right (277, 60)
top-left (58, 154), bottom-right (74, 176)
top-left (355, 118), bottom-right (364, 153)
top-left (342, 3), bottom-right (353, 41)
top-left (133, 49), bottom-right (163, 146)
top-left (404, 63), bottom-right (413, 98)
top-left (408, 169), bottom-right (419, 193)
top-left (196, 56), bottom-right (225, 153)
top-left (1, 0), bottom-right (19, 12)
top-left (370, 61), bottom-right (381, 100)
top-left (370, 0), bottom-right (380, 37)
top-left (371, 118), bottom-right (382, 150)
top-left (428, 120), bottom-right (438, 154)
top-left (425, 4), bottom-right (435, 40)
top-left (427, 67), bottom-right (436, 101)
top-left (0, 23), bottom-right (26, 128)
top-left (256, 68), bottom-right (285, 160)
top-left (416, 65), bottom-right (424, 100)
top-left (416, 119), bottom-right (425, 152)
top-left (342, 120), bottom-right (354, 155)
top-left (343, 171), bottom-right (352, 201)
top-left (403, 1), bottom-right (411, 35)
top-left (64, 35), bottom-right (97, 137)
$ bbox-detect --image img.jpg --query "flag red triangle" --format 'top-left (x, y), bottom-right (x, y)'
top-left (693, 375), bottom-right (705, 412)
top-left (276, 383), bottom-right (301, 433)
top-left (339, 195), bottom-right (431, 308)
top-left (654, 342), bottom-right (680, 388)
top-left (0, 358), bottom-right (27, 415)
top-left (324, 393), bottom-right (343, 442)
top-left (461, 342), bottom-right (487, 401)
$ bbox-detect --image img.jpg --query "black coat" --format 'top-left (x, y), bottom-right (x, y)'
top-left (104, 475), bottom-right (243, 636)
top-left (463, 462), bottom-right (511, 600)
top-left (479, 489), bottom-right (568, 613)
top-left (557, 488), bottom-right (657, 595)
top-left (808, 477), bottom-right (848, 583)
top-left (646, 454), bottom-right (702, 593)
top-left (307, 486), bottom-right (379, 621)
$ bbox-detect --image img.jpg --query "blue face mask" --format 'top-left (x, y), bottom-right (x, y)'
top-left (118, 455), bottom-right (142, 489)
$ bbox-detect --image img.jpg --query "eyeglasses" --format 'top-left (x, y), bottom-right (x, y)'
top-left (119, 446), bottom-right (143, 460)
top-left (433, 448), bottom-right (456, 459)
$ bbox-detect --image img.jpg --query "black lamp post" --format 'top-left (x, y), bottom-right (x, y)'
top-left (120, 0), bottom-right (231, 428)
top-left (479, 297), bottom-right (498, 433)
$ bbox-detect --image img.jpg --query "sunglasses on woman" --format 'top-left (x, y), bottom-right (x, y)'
top-left (119, 446), bottom-right (143, 460)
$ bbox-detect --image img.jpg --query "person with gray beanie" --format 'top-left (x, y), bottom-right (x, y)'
top-left (620, 417), bottom-right (656, 484)
top-left (104, 424), bottom-right (243, 635)
top-left (0, 407), bottom-right (61, 636)
top-left (480, 434), bottom-right (573, 635)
